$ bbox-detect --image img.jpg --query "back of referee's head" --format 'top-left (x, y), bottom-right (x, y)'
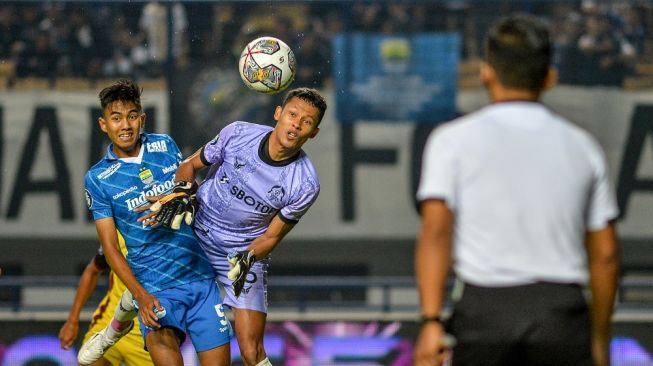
top-left (485, 13), bottom-right (553, 93)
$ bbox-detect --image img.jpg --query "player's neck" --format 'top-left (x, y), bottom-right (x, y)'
top-left (266, 135), bottom-right (299, 162)
top-left (112, 141), bottom-right (142, 159)
top-left (489, 84), bottom-right (541, 103)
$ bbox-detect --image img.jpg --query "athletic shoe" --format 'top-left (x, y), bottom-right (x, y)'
top-left (77, 320), bottom-right (134, 365)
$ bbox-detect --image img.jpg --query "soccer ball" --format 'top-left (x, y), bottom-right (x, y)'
top-left (238, 36), bottom-right (296, 94)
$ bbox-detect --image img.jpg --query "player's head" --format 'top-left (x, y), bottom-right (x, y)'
top-left (97, 79), bottom-right (146, 158)
top-left (483, 14), bottom-right (553, 93)
top-left (99, 78), bottom-right (143, 111)
top-left (281, 87), bottom-right (327, 126)
top-left (271, 87), bottom-right (327, 154)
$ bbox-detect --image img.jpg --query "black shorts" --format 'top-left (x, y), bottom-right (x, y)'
top-left (448, 281), bottom-right (592, 366)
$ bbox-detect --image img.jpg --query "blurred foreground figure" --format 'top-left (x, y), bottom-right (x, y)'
top-left (414, 13), bottom-right (619, 366)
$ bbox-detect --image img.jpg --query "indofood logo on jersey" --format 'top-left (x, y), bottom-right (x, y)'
top-left (126, 180), bottom-right (175, 210)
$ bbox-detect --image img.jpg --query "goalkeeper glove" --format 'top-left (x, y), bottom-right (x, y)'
top-left (150, 181), bottom-right (198, 230)
top-left (227, 250), bottom-right (256, 297)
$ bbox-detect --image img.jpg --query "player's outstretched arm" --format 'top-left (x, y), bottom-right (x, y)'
top-left (59, 255), bottom-right (107, 350)
top-left (147, 181), bottom-right (198, 230)
top-left (174, 147), bottom-right (207, 183)
top-left (227, 216), bottom-right (295, 297)
top-left (137, 148), bottom-right (208, 230)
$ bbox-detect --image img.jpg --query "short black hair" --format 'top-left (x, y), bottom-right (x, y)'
top-left (485, 13), bottom-right (552, 91)
top-left (282, 87), bottom-right (328, 125)
top-left (98, 79), bottom-right (143, 111)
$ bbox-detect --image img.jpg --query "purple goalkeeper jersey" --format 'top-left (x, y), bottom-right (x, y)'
top-left (194, 121), bottom-right (320, 257)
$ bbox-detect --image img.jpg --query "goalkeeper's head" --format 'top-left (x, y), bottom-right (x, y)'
top-left (281, 87), bottom-right (328, 126)
top-left (97, 79), bottom-right (146, 158)
top-left (483, 13), bottom-right (555, 96)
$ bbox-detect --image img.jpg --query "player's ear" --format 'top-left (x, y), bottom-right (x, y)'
top-left (273, 106), bottom-right (282, 122)
top-left (480, 62), bottom-right (495, 85)
top-left (98, 116), bottom-right (108, 133)
top-left (309, 127), bottom-right (320, 139)
top-left (140, 113), bottom-right (146, 131)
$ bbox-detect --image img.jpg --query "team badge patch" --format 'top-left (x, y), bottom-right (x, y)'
top-left (85, 189), bottom-right (93, 209)
top-left (267, 185), bottom-right (285, 202)
top-left (139, 168), bottom-right (154, 186)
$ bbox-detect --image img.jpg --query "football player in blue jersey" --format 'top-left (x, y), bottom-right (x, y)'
top-left (79, 79), bottom-right (231, 366)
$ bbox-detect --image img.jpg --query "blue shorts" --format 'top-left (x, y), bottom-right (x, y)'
top-left (138, 278), bottom-right (232, 352)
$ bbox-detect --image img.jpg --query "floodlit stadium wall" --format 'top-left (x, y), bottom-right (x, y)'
top-left (1, 86), bottom-right (653, 240)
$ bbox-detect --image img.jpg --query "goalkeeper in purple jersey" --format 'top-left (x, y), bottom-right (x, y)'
top-left (143, 87), bottom-right (327, 366)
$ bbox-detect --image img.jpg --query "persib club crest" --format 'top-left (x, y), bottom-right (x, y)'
top-left (139, 168), bottom-right (154, 186)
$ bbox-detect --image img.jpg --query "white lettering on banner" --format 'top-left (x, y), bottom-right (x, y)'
top-left (1, 87), bottom-right (653, 238)
top-left (0, 89), bottom-right (168, 238)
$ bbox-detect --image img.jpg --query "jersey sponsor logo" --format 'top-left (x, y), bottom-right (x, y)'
top-left (97, 162), bottom-right (121, 180)
top-left (239, 272), bottom-right (257, 296)
top-left (209, 134), bottom-right (220, 146)
top-left (220, 173), bottom-right (229, 184)
top-left (234, 157), bottom-right (245, 170)
top-left (267, 185), bottom-right (285, 203)
top-left (125, 180), bottom-right (175, 210)
top-left (230, 185), bottom-right (275, 213)
top-left (139, 168), bottom-right (154, 186)
top-left (146, 140), bottom-right (168, 153)
top-left (85, 189), bottom-right (93, 209)
top-left (162, 163), bottom-right (178, 174)
top-left (112, 185), bottom-right (138, 200)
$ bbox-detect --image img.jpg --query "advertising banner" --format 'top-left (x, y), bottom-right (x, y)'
top-left (0, 89), bottom-right (167, 238)
top-left (0, 320), bottom-right (650, 365)
top-left (2, 87), bottom-right (653, 239)
top-left (332, 33), bottom-right (460, 123)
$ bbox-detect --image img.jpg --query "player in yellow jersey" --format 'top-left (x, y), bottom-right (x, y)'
top-left (59, 233), bottom-right (153, 366)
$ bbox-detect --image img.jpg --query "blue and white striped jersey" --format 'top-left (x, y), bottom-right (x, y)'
top-left (85, 133), bottom-right (214, 293)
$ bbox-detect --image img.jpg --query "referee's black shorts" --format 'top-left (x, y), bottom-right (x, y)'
top-left (448, 281), bottom-right (592, 366)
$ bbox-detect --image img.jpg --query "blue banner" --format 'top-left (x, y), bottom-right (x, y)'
top-left (333, 33), bottom-right (460, 123)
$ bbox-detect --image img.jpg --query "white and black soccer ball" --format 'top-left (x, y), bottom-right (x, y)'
top-left (238, 36), bottom-right (296, 94)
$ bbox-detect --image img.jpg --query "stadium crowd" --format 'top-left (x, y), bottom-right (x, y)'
top-left (0, 0), bottom-right (650, 88)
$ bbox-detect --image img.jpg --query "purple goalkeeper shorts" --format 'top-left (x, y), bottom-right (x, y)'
top-left (193, 223), bottom-right (269, 313)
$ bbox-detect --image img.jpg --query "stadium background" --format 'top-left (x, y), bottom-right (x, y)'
top-left (1, 0), bottom-right (653, 364)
